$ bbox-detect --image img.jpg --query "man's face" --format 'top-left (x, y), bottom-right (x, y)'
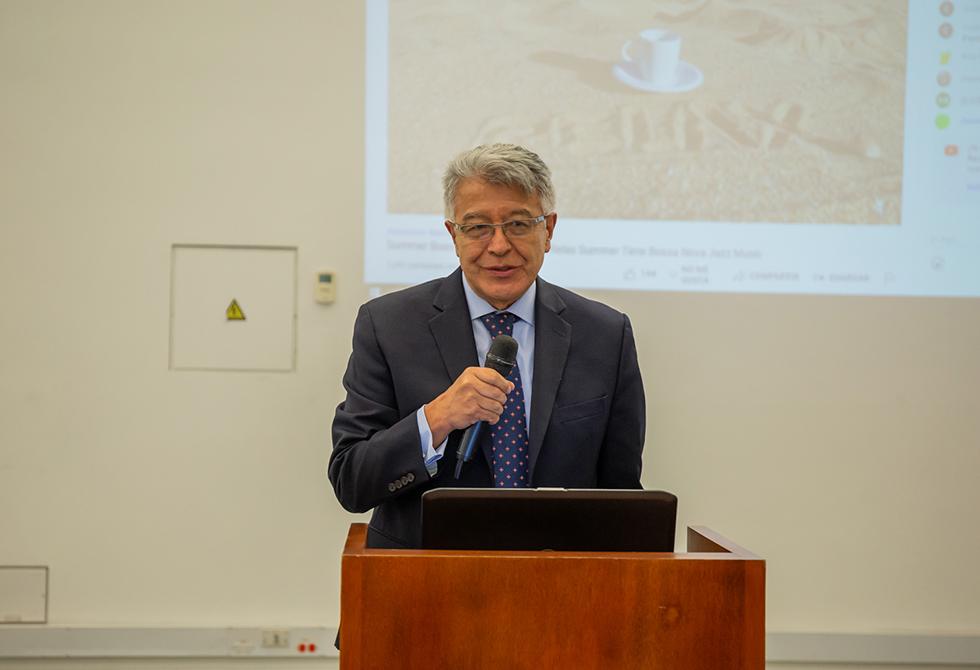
top-left (445, 178), bottom-right (557, 310)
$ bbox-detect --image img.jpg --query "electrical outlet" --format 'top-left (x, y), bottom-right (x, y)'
top-left (261, 629), bottom-right (290, 648)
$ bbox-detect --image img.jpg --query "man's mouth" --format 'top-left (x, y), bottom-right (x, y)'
top-left (484, 265), bottom-right (517, 277)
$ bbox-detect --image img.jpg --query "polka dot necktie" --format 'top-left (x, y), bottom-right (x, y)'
top-left (479, 312), bottom-right (530, 488)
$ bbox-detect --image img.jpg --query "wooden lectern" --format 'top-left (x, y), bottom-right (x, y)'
top-left (340, 523), bottom-right (764, 669)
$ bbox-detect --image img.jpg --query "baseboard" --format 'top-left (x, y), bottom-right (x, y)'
top-left (0, 626), bottom-right (338, 659)
top-left (1, 627), bottom-right (977, 664)
top-left (767, 632), bottom-right (980, 665)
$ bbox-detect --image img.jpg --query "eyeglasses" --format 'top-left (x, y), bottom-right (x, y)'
top-left (450, 214), bottom-right (548, 242)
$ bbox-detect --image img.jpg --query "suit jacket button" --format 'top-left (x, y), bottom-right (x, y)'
top-left (394, 480), bottom-right (403, 489)
top-left (400, 475), bottom-right (410, 485)
top-left (388, 483), bottom-right (396, 492)
top-left (407, 473), bottom-right (415, 482)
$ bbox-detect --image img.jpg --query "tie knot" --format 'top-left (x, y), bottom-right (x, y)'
top-left (480, 311), bottom-right (517, 337)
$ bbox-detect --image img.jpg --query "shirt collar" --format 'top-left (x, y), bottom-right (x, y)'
top-left (461, 273), bottom-right (536, 326)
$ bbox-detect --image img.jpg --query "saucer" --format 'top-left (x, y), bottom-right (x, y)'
top-left (612, 60), bottom-right (703, 93)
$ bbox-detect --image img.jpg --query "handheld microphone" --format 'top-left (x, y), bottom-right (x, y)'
top-left (454, 334), bottom-right (518, 479)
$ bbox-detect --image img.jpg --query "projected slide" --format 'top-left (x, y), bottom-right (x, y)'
top-left (364, 0), bottom-right (980, 297)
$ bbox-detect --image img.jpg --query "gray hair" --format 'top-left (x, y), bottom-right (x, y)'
top-left (442, 143), bottom-right (556, 220)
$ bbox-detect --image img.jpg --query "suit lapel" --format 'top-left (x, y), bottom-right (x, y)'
top-left (529, 278), bottom-right (570, 478)
top-left (428, 269), bottom-right (488, 465)
top-left (428, 269), bottom-right (479, 384)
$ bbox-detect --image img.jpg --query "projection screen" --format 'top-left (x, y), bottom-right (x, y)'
top-left (364, 0), bottom-right (980, 297)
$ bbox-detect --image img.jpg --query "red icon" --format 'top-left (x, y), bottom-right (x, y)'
top-left (945, 145), bottom-right (959, 156)
top-left (939, 22), bottom-right (954, 38)
top-left (937, 71), bottom-right (951, 86)
top-left (940, 1), bottom-right (954, 17)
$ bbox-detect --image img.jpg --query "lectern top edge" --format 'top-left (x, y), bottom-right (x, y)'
top-left (688, 526), bottom-right (763, 559)
top-left (342, 523), bottom-right (764, 562)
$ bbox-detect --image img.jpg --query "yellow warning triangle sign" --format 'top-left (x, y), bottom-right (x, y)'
top-left (226, 299), bottom-right (246, 321)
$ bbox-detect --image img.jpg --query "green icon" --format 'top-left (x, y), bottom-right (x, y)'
top-left (937, 92), bottom-right (951, 108)
top-left (935, 114), bottom-right (951, 130)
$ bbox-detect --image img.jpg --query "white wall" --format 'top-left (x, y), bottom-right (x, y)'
top-left (0, 0), bottom-right (365, 628)
top-left (1, 0), bottom-right (978, 665)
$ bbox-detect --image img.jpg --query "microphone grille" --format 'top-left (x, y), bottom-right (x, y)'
top-left (485, 334), bottom-right (518, 376)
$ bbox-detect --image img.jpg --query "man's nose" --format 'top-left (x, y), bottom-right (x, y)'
top-left (486, 226), bottom-right (512, 254)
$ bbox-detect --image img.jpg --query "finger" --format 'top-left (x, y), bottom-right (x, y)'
top-left (473, 368), bottom-right (515, 393)
top-left (473, 397), bottom-right (505, 417)
top-left (472, 384), bottom-right (508, 406)
top-left (481, 377), bottom-right (514, 398)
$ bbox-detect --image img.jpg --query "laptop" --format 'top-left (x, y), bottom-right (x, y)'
top-left (421, 488), bottom-right (677, 552)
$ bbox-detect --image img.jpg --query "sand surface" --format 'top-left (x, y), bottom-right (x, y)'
top-left (387, 0), bottom-right (906, 224)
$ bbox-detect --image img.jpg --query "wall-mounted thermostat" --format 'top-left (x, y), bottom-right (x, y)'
top-left (315, 271), bottom-right (336, 304)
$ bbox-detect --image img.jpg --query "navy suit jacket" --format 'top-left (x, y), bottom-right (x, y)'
top-left (329, 269), bottom-right (645, 548)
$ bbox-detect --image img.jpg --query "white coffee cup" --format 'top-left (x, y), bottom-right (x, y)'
top-left (621, 29), bottom-right (682, 87)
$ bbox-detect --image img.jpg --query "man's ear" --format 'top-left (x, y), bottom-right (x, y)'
top-left (444, 220), bottom-right (461, 256)
top-left (544, 213), bottom-right (557, 252)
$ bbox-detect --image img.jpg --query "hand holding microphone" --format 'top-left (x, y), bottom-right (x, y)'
top-left (453, 335), bottom-right (518, 478)
top-left (422, 335), bottom-right (518, 477)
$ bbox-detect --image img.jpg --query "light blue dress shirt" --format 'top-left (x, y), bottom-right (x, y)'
top-left (416, 275), bottom-right (536, 476)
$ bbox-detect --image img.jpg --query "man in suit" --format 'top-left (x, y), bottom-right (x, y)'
top-left (329, 143), bottom-right (645, 549)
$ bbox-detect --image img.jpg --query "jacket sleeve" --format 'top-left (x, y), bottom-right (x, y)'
top-left (328, 303), bottom-right (432, 513)
top-left (596, 313), bottom-right (645, 488)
